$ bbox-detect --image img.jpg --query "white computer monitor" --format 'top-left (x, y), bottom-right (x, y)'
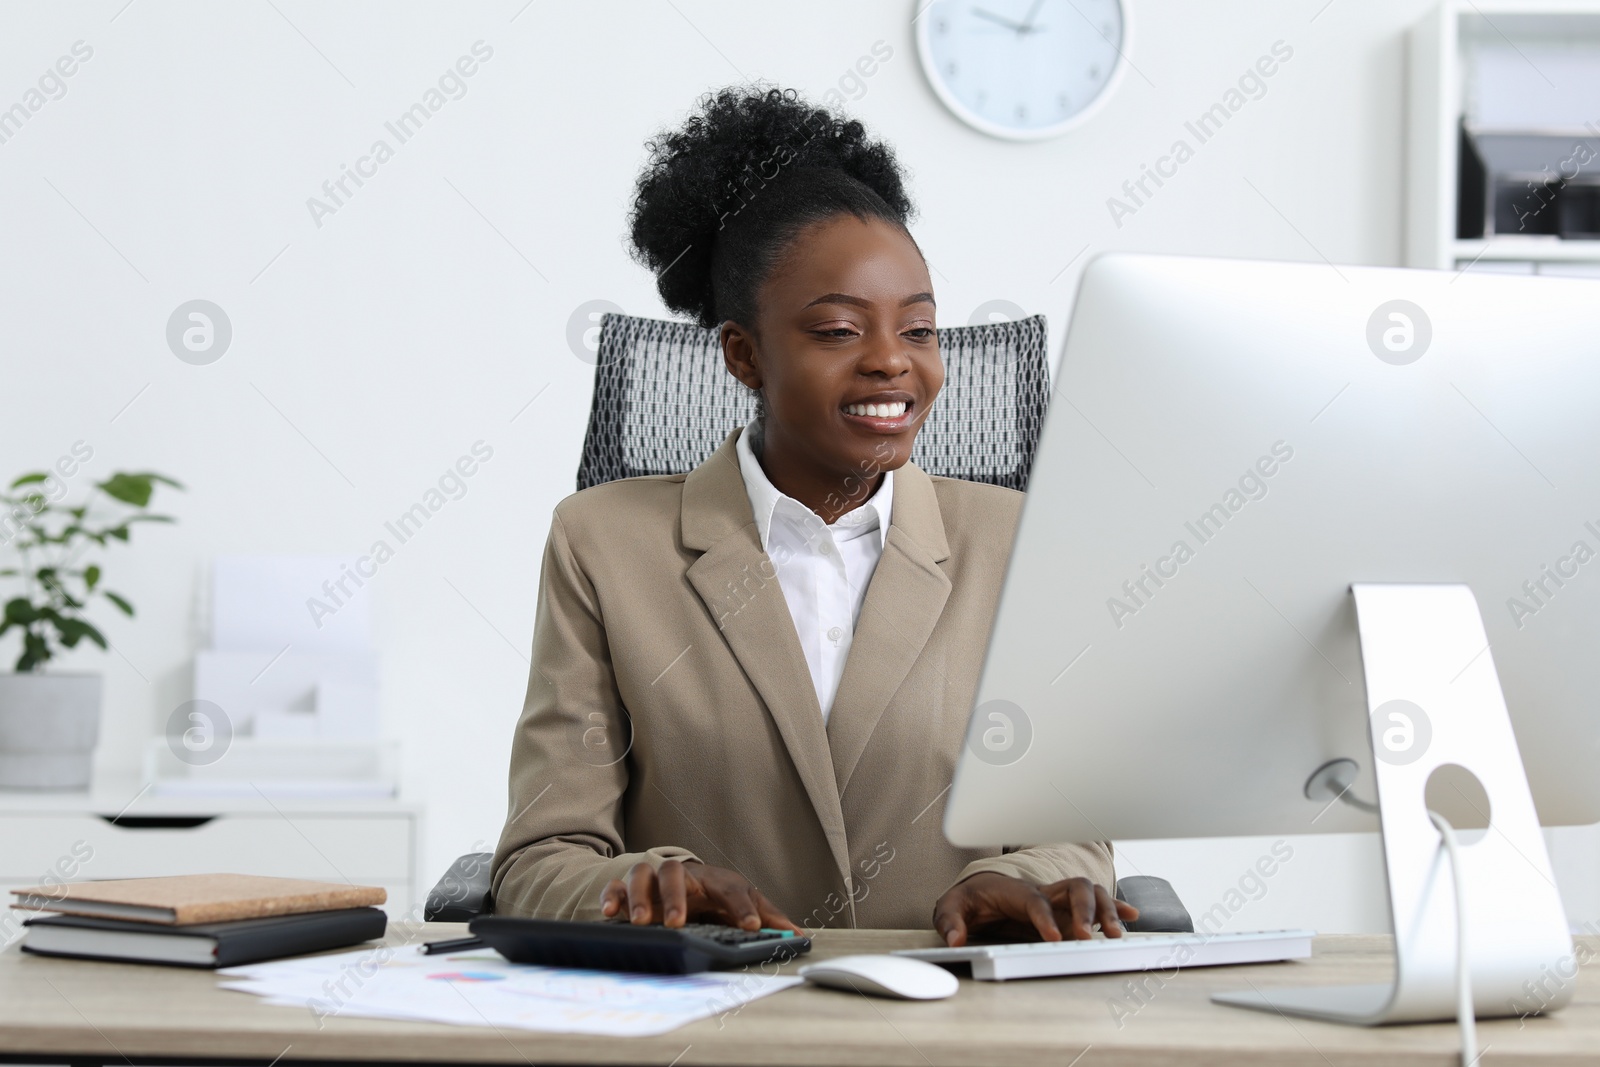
top-left (942, 252), bottom-right (1600, 1025)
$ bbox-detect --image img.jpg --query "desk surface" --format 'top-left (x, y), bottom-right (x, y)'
top-left (2, 925), bottom-right (1596, 1066)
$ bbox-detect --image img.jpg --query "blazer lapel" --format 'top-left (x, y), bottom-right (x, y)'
top-left (825, 460), bottom-right (952, 797)
top-left (681, 430), bottom-right (852, 883)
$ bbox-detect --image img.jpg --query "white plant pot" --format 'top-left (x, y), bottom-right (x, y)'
top-left (0, 673), bottom-right (102, 790)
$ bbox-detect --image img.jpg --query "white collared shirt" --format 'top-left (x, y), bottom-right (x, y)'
top-left (735, 416), bottom-right (894, 723)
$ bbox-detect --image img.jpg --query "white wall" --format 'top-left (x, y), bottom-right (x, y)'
top-left (3, 0), bottom-right (1594, 933)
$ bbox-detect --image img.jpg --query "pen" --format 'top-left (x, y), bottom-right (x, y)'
top-left (420, 935), bottom-right (485, 955)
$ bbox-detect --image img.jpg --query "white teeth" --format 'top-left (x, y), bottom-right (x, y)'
top-left (844, 401), bottom-right (908, 418)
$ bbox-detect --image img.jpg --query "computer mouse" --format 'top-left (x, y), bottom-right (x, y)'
top-left (797, 954), bottom-right (959, 1000)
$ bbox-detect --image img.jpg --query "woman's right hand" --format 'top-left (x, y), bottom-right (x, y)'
top-left (600, 859), bottom-right (802, 932)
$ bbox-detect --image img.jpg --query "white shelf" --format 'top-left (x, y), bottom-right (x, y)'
top-left (1405, 1), bottom-right (1600, 270)
top-left (0, 772), bottom-right (421, 815)
top-left (1454, 237), bottom-right (1600, 262)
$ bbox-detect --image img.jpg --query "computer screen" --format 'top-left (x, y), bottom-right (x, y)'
top-left (945, 253), bottom-right (1600, 847)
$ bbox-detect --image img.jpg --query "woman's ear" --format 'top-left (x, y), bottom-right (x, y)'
top-left (720, 321), bottom-right (762, 392)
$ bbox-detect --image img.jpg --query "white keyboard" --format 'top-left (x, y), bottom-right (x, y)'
top-left (893, 929), bottom-right (1315, 981)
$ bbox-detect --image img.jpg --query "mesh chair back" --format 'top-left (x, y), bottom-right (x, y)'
top-left (576, 313), bottom-right (1051, 492)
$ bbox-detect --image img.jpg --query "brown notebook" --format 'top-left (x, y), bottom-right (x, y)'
top-left (9, 873), bottom-right (387, 925)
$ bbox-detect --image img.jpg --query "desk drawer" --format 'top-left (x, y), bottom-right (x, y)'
top-left (0, 813), bottom-right (413, 884)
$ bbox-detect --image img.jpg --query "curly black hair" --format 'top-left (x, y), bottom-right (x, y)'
top-left (628, 85), bottom-right (916, 331)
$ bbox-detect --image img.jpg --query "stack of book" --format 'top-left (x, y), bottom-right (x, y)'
top-left (10, 873), bottom-right (388, 968)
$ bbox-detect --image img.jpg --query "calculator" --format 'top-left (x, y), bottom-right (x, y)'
top-left (469, 915), bottom-right (812, 975)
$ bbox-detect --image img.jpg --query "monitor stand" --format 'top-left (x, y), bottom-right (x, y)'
top-left (1212, 583), bottom-right (1575, 1025)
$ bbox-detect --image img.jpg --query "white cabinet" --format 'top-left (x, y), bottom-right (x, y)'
top-left (0, 777), bottom-right (421, 935)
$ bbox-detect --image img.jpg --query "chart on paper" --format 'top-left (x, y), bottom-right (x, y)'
top-left (219, 946), bottom-right (801, 1036)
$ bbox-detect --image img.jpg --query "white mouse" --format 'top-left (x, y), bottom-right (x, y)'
top-left (797, 954), bottom-right (959, 1000)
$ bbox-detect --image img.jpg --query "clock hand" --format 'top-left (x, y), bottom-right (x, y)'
top-left (1017, 0), bottom-right (1047, 33)
top-left (970, 7), bottom-right (1028, 32)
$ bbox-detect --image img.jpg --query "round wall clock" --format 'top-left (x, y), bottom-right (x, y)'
top-left (915, 0), bottom-right (1129, 140)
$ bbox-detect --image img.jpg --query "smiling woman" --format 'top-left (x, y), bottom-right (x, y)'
top-left (627, 86), bottom-right (940, 523)
top-left (491, 85), bottom-right (1130, 947)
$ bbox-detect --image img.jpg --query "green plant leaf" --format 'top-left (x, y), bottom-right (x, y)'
top-left (54, 617), bottom-right (107, 651)
top-left (105, 526), bottom-right (130, 542)
top-left (37, 575), bottom-right (77, 608)
top-left (134, 472), bottom-right (184, 490)
top-left (8, 473), bottom-right (48, 489)
top-left (80, 620), bottom-right (107, 650)
top-left (98, 473), bottom-right (154, 508)
top-left (17, 632), bottom-right (50, 672)
top-left (84, 565), bottom-right (101, 590)
top-left (103, 591), bottom-right (134, 616)
top-left (3, 598), bottom-right (37, 626)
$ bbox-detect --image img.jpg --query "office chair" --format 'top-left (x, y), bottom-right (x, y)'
top-left (577, 312), bottom-right (1050, 492)
top-left (427, 312), bottom-right (1193, 933)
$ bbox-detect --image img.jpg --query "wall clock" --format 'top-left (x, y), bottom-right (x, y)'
top-left (915, 0), bottom-right (1128, 140)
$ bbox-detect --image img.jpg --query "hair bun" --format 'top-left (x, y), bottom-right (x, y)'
top-left (628, 85), bottom-right (913, 328)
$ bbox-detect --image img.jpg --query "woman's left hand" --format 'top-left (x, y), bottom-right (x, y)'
top-left (932, 871), bottom-right (1138, 947)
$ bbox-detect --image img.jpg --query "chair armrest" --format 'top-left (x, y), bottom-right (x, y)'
top-left (1115, 875), bottom-right (1193, 933)
top-left (425, 852), bottom-right (495, 922)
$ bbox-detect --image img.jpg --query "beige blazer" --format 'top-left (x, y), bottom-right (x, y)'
top-left (492, 427), bottom-right (1113, 930)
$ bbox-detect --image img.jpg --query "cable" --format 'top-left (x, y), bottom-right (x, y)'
top-left (1304, 758), bottom-right (1379, 813)
top-left (1307, 764), bottom-right (1478, 1059)
top-left (1428, 809), bottom-right (1477, 1067)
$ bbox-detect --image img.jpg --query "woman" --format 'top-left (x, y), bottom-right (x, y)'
top-left (492, 86), bottom-right (1134, 947)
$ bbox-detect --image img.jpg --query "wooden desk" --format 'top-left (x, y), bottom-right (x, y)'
top-left (1, 925), bottom-right (1596, 1066)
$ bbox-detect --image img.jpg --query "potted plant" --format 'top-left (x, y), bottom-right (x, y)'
top-left (0, 467), bottom-right (180, 790)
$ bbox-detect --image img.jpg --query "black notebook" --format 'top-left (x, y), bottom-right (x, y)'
top-left (20, 907), bottom-right (387, 968)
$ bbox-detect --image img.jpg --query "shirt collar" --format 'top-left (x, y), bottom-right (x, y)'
top-left (735, 416), bottom-right (893, 554)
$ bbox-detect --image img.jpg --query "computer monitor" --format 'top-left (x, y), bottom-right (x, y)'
top-left (943, 253), bottom-right (1600, 1025)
